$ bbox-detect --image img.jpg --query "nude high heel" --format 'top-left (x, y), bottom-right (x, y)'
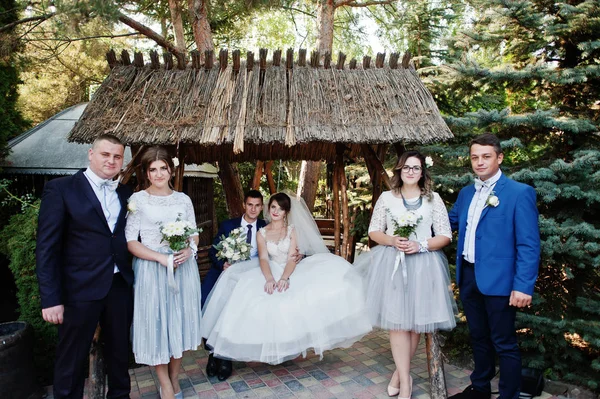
top-left (399, 375), bottom-right (413, 399)
top-left (387, 370), bottom-right (400, 397)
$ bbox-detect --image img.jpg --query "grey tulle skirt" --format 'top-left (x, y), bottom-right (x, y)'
top-left (354, 245), bottom-right (457, 332)
top-left (132, 253), bottom-right (203, 366)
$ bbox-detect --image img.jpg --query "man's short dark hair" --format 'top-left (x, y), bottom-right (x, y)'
top-left (92, 134), bottom-right (124, 149)
top-left (244, 190), bottom-right (263, 203)
top-left (470, 133), bottom-right (503, 155)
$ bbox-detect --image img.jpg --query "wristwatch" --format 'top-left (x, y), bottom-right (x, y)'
top-left (418, 240), bottom-right (429, 253)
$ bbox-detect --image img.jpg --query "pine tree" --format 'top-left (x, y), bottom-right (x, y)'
top-left (423, 0), bottom-right (600, 389)
top-left (0, 0), bottom-right (29, 159)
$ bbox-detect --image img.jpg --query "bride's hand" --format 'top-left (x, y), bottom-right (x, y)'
top-left (264, 279), bottom-right (277, 295)
top-left (277, 278), bottom-right (290, 292)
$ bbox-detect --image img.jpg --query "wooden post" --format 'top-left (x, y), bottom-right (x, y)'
top-left (265, 161), bottom-right (277, 194)
top-left (85, 326), bottom-right (105, 399)
top-left (336, 145), bottom-right (349, 260)
top-left (332, 158), bottom-right (341, 256)
top-left (218, 160), bottom-right (245, 218)
top-left (426, 333), bottom-right (448, 399)
top-left (251, 161), bottom-right (264, 190)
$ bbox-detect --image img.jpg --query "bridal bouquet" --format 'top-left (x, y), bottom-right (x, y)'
top-left (388, 209), bottom-right (422, 239)
top-left (214, 227), bottom-right (251, 264)
top-left (160, 215), bottom-right (200, 252)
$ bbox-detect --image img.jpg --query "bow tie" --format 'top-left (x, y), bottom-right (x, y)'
top-left (474, 178), bottom-right (490, 191)
top-left (100, 179), bottom-right (119, 192)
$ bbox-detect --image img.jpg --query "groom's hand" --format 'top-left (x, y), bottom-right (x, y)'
top-left (42, 305), bottom-right (64, 324)
top-left (509, 290), bottom-right (532, 308)
top-left (291, 247), bottom-right (303, 263)
top-left (222, 262), bottom-right (231, 271)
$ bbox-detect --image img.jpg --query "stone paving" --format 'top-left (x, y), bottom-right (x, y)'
top-left (44, 330), bottom-right (557, 399)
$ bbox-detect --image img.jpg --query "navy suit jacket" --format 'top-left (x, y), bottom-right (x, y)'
top-left (448, 173), bottom-right (541, 296)
top-left (36, 169), bottom-right (133, 308)
top-left (201, 216), bottom-right (267, 305)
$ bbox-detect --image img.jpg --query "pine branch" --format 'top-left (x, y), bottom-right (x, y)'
top-left (335, 0), bottom-right (395, 9)
top-left (117, 13), bottom-right (184, 59)
top-left (0, 12), bottom-right (56, 33)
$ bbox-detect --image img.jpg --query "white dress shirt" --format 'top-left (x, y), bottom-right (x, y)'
top-left (84, 168), bottom-right (121, 273)
top-left (463, 169), bottom-right (502, 263)
top-left (240, 216), bottom-right (259, 258)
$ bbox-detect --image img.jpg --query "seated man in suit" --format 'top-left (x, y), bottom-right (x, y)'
top-left (201, 190), bottom-right (266, 381)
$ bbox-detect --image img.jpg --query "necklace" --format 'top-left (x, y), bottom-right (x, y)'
top-left (400, 192), bottom-right (422, 211)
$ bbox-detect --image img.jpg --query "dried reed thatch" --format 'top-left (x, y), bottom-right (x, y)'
top-left (69, 49), bottom-right (453, 163)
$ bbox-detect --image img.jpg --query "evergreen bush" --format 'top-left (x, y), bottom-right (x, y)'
top-left (0, 200), bottom-right (57, 384)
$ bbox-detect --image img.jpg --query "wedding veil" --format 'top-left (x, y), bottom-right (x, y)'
top-left (264, 192), bottom-right (329, 256)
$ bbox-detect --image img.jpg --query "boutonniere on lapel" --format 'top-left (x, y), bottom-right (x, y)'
top-left (126, 199), bottom-right (137, 217)
top-left (486, 191), bottom-right (500, 208)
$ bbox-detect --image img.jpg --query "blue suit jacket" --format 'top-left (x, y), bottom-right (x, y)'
top-left (201, 216), bottom-right (267, 305)
top-left (448, 173), bottom-right (540, 296)
top-left (36, 169), bottom-right (133, 308)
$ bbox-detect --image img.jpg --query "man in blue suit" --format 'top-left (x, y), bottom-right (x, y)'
top-left (201, 189), bottom-right (267, 380)
top-left (449, 133), bottom-right (540, 399)
top-left (36, 134), bottom-right (133, 399)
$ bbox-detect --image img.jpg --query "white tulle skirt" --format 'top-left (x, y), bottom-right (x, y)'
top-left (354, 245), bottom-right (457, 332)
top-left (200, 253), bottom-right (372, 365)
top-left (132, 252), bottom-right (203, 366)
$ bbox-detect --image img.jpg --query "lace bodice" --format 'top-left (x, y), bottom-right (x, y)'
top-left (125, 190), bottom-right (198, 251)
top-left (259, 225), bottom-right (293, 264)
top-left (368, 191), bottom-right (452, 241)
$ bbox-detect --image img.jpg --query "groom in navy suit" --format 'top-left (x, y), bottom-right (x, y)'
top-left (449, 133), bottom-right (540, 399)
top-left (201, 189), bottom-right (267, 380)
top-left (36, 134), bottom-right (134, 399)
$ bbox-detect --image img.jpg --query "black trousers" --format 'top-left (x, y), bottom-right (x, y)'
top-left (53, 273), bottom-right (133, 399)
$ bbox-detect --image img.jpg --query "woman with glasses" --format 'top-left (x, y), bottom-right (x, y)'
top-left (355, 150), bottom-right (456, 398)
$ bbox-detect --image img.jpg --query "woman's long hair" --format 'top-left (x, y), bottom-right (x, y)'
top-left (390, 150), bottom-right (433, 199)
top-left (134, 146), bottom-right (175, 191)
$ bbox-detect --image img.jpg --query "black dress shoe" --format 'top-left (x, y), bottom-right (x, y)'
top-left (217, 359), bottom-right (232, 381)
top-left (449, 386), bottom-right (491, 399)
top-left (206, 353), bottom-right (220, 377)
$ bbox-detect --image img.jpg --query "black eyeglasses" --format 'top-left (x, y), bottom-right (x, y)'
top-left (401, 166), bottom-right (422, 173)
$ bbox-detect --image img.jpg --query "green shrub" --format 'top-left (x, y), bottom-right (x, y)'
top-left (0, 200), bottom-right (57, 384)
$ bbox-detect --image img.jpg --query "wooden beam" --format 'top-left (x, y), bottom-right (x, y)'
top-left (361, 144), bottom-right (391, 190)
top-left (337, 145), bottom-right (349, 260)
top-left (426, 333), bottom-right (448, 399)
top-left (332, 158), bottom-right (341, 256)
top-left (265, 161), bottom-right (277, 194)
top-left (251, 161), bottom-right (264, 190)
top-left (218, 160), bottom-right (245, 218)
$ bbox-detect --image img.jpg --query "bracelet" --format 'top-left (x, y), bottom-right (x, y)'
top-left (418, 240), bottom-right (429, 253)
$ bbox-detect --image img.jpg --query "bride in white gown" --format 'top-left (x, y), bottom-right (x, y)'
top-left (200, 192), bottom-right (372, 365)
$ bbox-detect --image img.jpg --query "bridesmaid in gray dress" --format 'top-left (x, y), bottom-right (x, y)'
top-left (125, 146), bottom-right (202, 399)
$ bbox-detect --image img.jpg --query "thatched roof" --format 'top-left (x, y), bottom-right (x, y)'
top-left (69, 49), bottom-right (453, 163)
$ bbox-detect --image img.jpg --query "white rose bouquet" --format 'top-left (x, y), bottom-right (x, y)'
top-left (159, 214), bottom-right (200, 252)
top-left (388, 209), bottom-right (422, 239)
top-left (213, 227), bottom-right (251, 264)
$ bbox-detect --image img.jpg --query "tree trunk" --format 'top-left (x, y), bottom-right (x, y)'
top-left (316, 0), bottom-right (336, 55)
top-left (169, 0), bottom-right (186, 54)
top-left (187, 0), bottom-right (214, 54)
top-left (426, 333), bottom-right (448, 399)
top-left (297, 161), bottom-right (321, 211)
top-left (218, 160), bottom-right (245, 218)
top-left (299, 0), bottom-right (336, 210)
top-left (85, 326), bottom-right (105, 399)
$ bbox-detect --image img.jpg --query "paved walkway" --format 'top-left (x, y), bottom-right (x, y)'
top-left (44, 330), bottom-right (557, 399)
